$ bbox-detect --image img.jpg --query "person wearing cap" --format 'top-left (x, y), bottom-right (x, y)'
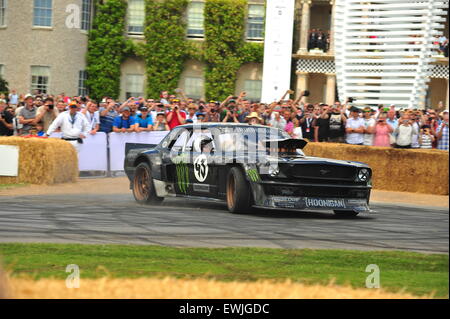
top-left (46, 101), bottom-right (90, 152)
top-left (150, 102), bottom-right (166, 123)
top-left (113, 106), bottom-right (136, 133)
top-left (362, 107), bottom-right (376, 146)
top-left (345, 107), bottom-right (365, 145)
top-left (245, 112), bottom-right (263, 125)
top-left (134, 106), bottom-right (153, 132)
top-left (196, 113), bottom-right (207, 123)
top-left (17, 94), bottom-right (37, 136)
top-left (153, 112), bottom-right (170, 131)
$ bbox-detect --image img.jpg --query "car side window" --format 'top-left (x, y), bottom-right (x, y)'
top-left (171, 130), bottom-right (191, 152)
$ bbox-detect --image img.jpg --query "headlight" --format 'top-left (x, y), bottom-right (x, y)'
top-left (356, 168), bottom-right (370, 182)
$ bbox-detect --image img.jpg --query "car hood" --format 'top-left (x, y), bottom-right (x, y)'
top-left (273, 155), bottom-right (370, 168)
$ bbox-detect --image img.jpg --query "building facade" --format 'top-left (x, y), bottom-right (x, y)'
top-left (0, 0), bottom-right (448, 109)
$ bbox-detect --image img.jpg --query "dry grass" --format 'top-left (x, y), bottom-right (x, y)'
top-left (6, 277), bottom-right (428, 299)
top-left (306, 142), bottom-right (449, 195)
top-left (0, 137), bottom-right (78, 185)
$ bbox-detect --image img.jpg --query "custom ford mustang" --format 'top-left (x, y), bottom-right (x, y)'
top-left (124, 123), bottom-right (372, 217)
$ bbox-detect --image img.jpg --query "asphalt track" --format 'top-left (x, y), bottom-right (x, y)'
top-left (0, 194), bottom-right (448, 253)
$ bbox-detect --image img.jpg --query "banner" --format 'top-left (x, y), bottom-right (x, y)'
top-left (50, 132), bottom-right (108, 171)
top-left (261, 0), bottom-right (295, 103)
top-left (109, 131), bottom-right (169, 171)
top-left (0, 145), bottom-right (19, 176)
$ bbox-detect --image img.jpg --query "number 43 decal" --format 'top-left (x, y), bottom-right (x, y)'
top-left (194, 154), bottom-right (209, 182)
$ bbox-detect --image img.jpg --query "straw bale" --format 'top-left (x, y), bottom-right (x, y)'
top-left (0, 137), bottom-right (78, 185)
top-left (305, 143), bottom-right (449, 195)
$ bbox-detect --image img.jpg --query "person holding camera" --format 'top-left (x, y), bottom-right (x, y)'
top-left (373, 113), bottom-right (393, 147)
top-left (419, 125), bottom-right (435, 149)
top-left (99, 99), bottom-right (120, 133)
top-left (394, 113), bottom-right (418, 149)
top-left (34, 97), bottom-right (59, 132)
top-left (166, 101), bottom-right (186, 129)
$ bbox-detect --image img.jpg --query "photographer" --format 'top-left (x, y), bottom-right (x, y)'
top-left (0, 101), bottom-right (14, 136)
top-left (166, 100), bottom-right (186, 129)
top-left (99, 99), bottom-right (119, 133)
top-left (220, 97), bottom-right (241, 123)
top-left (394, 113), bottom-right (418, 149)
top-left (419, 125), bottom-right (435, 149)
top-left (206, 101), bottom-right (220, 122)
top-left (35, 97), bottom-right (59, 132)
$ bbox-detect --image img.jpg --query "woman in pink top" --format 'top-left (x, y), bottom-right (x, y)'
top-left (373, 113), bottom-right (393, 147)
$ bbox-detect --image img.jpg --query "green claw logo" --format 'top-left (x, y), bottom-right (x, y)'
top-left (174, 155), bottom-right (189, 193)
top-left (247, 168), bottom-right (261, 182)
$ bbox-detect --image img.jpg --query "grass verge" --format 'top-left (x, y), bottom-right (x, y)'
top-left (0, 183), bottom-right (28, 190)
top-left (0, 243), bottom-right (447, 298)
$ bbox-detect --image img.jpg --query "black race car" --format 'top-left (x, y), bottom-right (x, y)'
top-left (124, 123), bottom-right (372, 217)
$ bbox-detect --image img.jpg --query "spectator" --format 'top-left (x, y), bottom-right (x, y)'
top-left (99, 100), bottom-right (119, 133)
top-left (291, 118), bottom-right (303, 139)
top-left (362, 107), bottom-right (376, 146)
top-left (345, 107), bottom-right (365, 145)
top-left (373, 113), bottom-right (393, 147)
top-left (166, 102), bottom-right (186, 129)
top-left (35, 97), bottom-right (59, 132)
top-left (386, 110), bottom-right (398, 146)
top-left (8, 90), bottom-right (19, 107)
top-left (35, 123), bottom-right (45, 136)
top-left (419, 125), bottom-right (435, 149)
top-left (245, 112), bottom-right (263, 125)
top-left (153, 112), bottom-right (170, 131)
top-left (150, 103), bottom-right (166, 123)
top-left (17, 94), bottom-right (37, 136)
top-left (186, 104), bottom-right (198, 123)
top-left (206, 101), bottom-right (220, 123)
top-left (196, 113), bottom-right (207, 123)
top-left (160, 91), bottom-right (170, 105)
top-left (410, 112), bottom-right (421, 148)
top-left (314, 104), bottom-right (330, 142)
top-left (82, 101), bottom-right (100, 135)
top-left (56, 101), bottom-right (67, 113)
top-left (0, 102), bottom-right (14, 136)
top-left (269, 111), bottom-right (286, 130)
top-left (220, 96), bottom-right (241, 123)
top-left (46, 101), bottom-right (90, 152)
top-left (134, 106), bottom-right (153, 132)
top-left (394, 114), bottom-right (418, 149)
top-left (326, 103), bottom-right (347, 143)
top-left (112, 106), bottom-right (135, 133)
top-left (436, 111), bottom-right (449, 151)
top-left (299, 104), bottom-right (315, 141)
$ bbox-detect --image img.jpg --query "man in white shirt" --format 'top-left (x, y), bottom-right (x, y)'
top-left (46, 101), bottom-right (90, 152)
top-left (345, 107), bottom-right (365, 145)
top-left (82, 100), bottom-right (100, 135)
top-left (362, 107), bottom-right (376, 146)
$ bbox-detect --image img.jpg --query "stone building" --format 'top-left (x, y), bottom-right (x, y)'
top-left (0, 0), bottom-right (448, 108)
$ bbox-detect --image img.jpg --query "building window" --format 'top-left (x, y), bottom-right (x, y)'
top-left (0, 0), bottom-right (6, 27)
top-left (81, 0), bottom-right (93, 31)
top-left (184, 77), bottom-right (204, 99)
top-left (125, 74), bottom-right (144, 99)
top-left (0, 64), bottom-right (4, 78)
top-left (33, 0), bottom-right (52, 27)
top-left (78, 70), bottom-right (88, 96)
top-left (244, 79), bottom-right (262, 102)
top-left (127, 0), bottom-right (145, 34)
top-left (246, 4), bottom-right (264, 40)
top-left (187, 2), bottom-right (204, 38)
top-left (31, 66), bottom-right (50, 94)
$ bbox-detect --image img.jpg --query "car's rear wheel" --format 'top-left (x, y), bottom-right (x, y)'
top-left (333, 210), bottom-right (359, 218)
top-left (133, 162), bottom-right (164, 205)
top-left (226, 167), bottom-right (253, 214)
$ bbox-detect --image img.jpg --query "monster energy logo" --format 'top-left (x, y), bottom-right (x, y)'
top-left (174, 155), bottom-right (189, 193)
top-left (247, 168), bottom-right (261, 182)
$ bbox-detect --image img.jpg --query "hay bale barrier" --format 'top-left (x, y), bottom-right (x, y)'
top-left (305, 143), bottom-right (449, 195)
top-left (0, 137), bottom-right (78, 185)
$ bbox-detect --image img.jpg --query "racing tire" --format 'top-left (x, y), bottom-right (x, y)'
top-left (226, 167), bottom-right (253, 214)
top-left (333, 210), bottom-right (359, 218)
top-left (132, 162), bottom-right (164, 205)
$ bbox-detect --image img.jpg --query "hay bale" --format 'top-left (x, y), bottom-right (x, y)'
top-left (305, 143), bottom-right (449, 195)
top-left (0, 137), bottom-right (78, 185)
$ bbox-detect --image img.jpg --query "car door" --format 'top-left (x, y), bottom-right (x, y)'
top-left (185, 131), bottom-right (219, 198)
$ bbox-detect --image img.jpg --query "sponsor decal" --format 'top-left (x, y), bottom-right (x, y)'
top-left (173, 154), bottom-right (189, 194)
top-left (194, 154), bottom-right (209, 182)
top-left (247, 168), bottom-right (261, 182)
top-left (193, 183), bottom-right (210, 193)
top-left (304, 198), bottom-right (346, 208)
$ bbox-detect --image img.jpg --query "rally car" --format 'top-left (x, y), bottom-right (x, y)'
top-left (124, 123), bottom-right (372, 217)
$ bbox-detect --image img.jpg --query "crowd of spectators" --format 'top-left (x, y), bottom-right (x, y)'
top-left (308, 29), bottom-right (330, 52)
top-left (0, 89), bottom-right (448, 151)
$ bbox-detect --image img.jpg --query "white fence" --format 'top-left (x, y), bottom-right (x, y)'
top-left (50, 131), bottom-right (169, 172)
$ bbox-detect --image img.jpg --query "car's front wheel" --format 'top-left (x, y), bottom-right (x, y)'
top-left (132, 162), bottom-right (164, 205)
top-left (226, 167), bottom-right (253, 214)
top-left (333, 210), bottom-right (359, 218)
